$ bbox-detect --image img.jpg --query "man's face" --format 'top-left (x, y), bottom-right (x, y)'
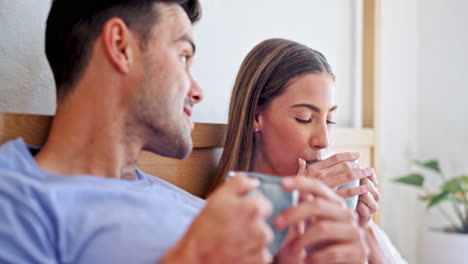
top-left (131, 3), bottom-right (203, 159)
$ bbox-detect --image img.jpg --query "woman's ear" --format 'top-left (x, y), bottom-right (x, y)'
top-left (254, 109), bottom-right (264, 132)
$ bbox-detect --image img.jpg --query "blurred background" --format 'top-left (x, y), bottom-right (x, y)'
top-left (1, 0), bottom-right (467, 263)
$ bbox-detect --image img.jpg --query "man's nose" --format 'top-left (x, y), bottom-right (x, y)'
top-left (188, 75), bottom-right (203, 104)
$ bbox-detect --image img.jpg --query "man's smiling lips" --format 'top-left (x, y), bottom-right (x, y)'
top-left (184, 106), bottom-right (192, 117)
top-left (183, 106), bottom-right (194, 130)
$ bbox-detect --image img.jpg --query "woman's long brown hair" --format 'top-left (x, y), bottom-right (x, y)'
top-left (208, 38), bottom-right (335, 195)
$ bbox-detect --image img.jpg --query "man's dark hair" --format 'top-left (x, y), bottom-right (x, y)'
top-left (45, 0), bottom-right (201, 100)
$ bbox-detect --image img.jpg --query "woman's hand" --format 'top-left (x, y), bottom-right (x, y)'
top-left (356, 175), bottom-right (380, 227)
top-left (297, 153), bottom-right (372, 199)
top-left (297, 154), bottom-right (381, 227)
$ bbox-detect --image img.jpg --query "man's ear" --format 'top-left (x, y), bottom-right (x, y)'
top-left (101, 17), bottom-right (134, 74)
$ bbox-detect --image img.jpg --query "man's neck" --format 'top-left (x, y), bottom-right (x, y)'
top-left (34, 93), bottom-right (144, 180)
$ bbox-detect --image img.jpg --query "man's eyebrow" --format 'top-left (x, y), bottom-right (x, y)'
top-left (176, 34), bottom-right (196, 54)
top-left (291, 104), bottom-right (338, 113)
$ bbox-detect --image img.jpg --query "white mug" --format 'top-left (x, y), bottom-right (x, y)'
top-left (307, 161), bottom-right (359, 210)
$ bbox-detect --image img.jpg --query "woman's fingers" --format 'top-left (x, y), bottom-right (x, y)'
top-left (359, 192), bottom-right (379, 215)
top-left (336, 184), bottom-right (371, 199)
top-left (329, 168), bottom-right (374, 188)
top-left (356, 181), bottom-right (380, 226)
top-left (367, 178), bottom-right (381, 202)
top-left (275, 198), bottom-right (352, 229)
top-left (368, 169), bottom-right (380, 188)
top-left (282, 177), bottom-right (344, 205)
top-left (297, 158), bottom-right (307, 176)
top-left (311, 152), bottom-right (360, 170)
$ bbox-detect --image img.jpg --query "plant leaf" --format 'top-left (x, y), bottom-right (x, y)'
top-left (442, 177), bottom-right (464, 194)
top-left (457, 175), bottom-right (468, 191)
top-left (453, 193), bottom-right (465, 204)
top-left (416, 160), bottom-right (441, 173)
top-left (394, 173), bottom-right (424, 187)
top-left (428, 191), bottom-right (450, 208)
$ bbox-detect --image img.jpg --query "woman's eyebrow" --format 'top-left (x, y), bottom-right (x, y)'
top-left (291, 104), bottom-right (338, 113)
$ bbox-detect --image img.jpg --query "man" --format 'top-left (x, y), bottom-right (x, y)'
top-left (0, 0), bottom-right (367, 263)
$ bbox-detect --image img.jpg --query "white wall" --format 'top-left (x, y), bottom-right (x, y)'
top-left (417, 0), bottom-right (468, 245)
top-left (0, 0), bottom-right (55, 114)
top-left (418, 0), bottom-right (468, 176)
top-left (379, 0), bottom-right (422, 262)
top-left (379, 0), bottom-right (468, 263)
top-left (0, 0), bottom-right (358, 127)
top-left (191, 0), bottom-right (358, 125)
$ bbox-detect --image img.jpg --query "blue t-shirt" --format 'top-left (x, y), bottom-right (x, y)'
top-left (0, 138), bottom-right (205, 264)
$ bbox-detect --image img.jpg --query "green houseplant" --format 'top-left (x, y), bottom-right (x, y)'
top-left (394, 160), bottom-right (468, 233)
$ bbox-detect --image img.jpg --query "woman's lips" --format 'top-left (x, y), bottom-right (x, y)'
top-left (305, 159), bottom-right (321, 166)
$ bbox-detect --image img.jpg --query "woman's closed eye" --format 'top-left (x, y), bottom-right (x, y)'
top-left (295, 117), bottom-right (312, 124)
top-left (295, 117), bottom-right (337, 125)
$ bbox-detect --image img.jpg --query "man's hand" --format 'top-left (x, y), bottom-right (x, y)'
top-left (275, 176), bottom-right (369, 264)
top-left (161, 173), bottom-right (273, 264)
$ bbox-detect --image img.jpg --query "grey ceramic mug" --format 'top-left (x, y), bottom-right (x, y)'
top-left (227, 172), bottom-right (299, 255)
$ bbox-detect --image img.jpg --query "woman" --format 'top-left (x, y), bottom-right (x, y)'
top-left (212, 39), bottom-right (406, 263)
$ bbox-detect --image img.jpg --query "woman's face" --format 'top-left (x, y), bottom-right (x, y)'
top-left (254, 73), bottom-right (337, 176)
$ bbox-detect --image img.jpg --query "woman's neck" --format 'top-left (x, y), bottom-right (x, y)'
top-left (250, 150), bottom-right (283, 176)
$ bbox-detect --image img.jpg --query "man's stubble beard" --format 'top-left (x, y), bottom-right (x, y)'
top-left (130, 67), bottom-right (193, 160)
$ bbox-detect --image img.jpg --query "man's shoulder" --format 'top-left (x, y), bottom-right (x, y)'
top-left (137, 169), bottom-right (206, 208)
top-left (0, 141), bottom-right (59, 262)
top-left (0, 140), bottom-right (52, 225)
top-left (0, 139), bottom-right (54, 208)
top-left (0, 138), bottom-right (43, 182)
top-left (0, 138), bottom-right (29, 168)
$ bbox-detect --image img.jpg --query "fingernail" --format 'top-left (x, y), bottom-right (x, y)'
top-left (252, 179), bottom-right (261, 187)
top-left (275, 215), bottom-right (286, 229)
top-left (366, 168), bottom-right (374, 175)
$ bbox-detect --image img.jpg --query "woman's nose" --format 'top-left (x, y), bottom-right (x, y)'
top-left (310, 122), bottom-right (330, 150)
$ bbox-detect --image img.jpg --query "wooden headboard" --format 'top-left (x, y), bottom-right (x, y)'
top-left (0, 113), bottom-right (375, 199)
top-left (0, 113), bottom-right (225, 198)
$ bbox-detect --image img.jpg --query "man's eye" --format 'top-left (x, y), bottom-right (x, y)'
top-left (295, 118), bottom-right (312, 124)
